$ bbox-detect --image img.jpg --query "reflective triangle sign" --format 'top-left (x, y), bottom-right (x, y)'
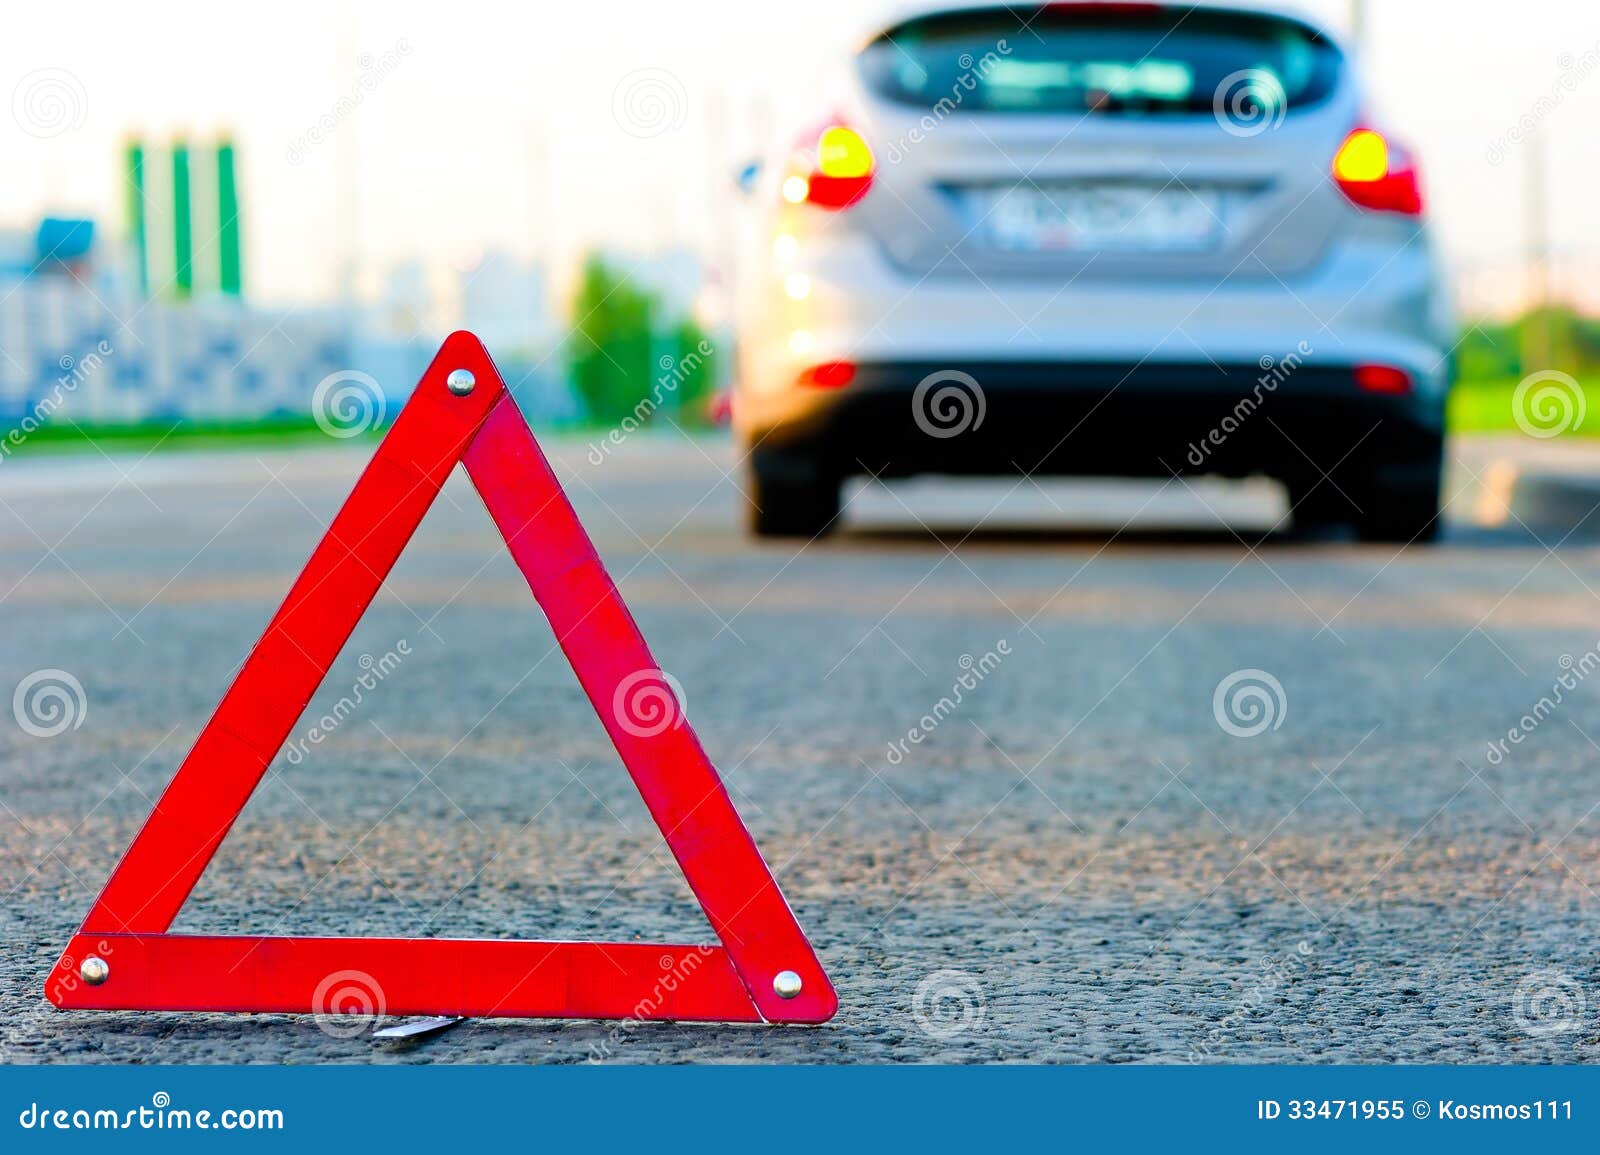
top-left (47, 332), bottom-right (837, 1026)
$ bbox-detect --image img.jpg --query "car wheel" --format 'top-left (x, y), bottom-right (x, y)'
top-left (1287, 479), bottom-right (1358, 535)
top-left (746, 469), bottom-right (841, 539)
top-left (1356, 437), bottom-right (1444, 544)
top-left (1357, 482), bottom-right (1442, 543)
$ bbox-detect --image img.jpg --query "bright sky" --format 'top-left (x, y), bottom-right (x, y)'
top-left (3, 0), bottom-right (1597, 306)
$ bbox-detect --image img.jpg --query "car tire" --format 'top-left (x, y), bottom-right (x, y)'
top-left (746, 468), bottom-right (841, 539)
top-left (1357, 481), bottom-right (1442, 544)
top-left (1356, 436), bottom-right (1444, 544)
top-left (1287, 480), bottom-right (1357, 535)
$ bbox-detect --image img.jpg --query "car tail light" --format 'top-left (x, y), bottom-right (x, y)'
top-left (785, 124), bottom-right (875, 211)
top-left (796, 361), bottom-right (856, 389)
top-left (1354, 364), bottom-right (1412, 395)
top-left (1332, 128), bottom-right (1423, 216)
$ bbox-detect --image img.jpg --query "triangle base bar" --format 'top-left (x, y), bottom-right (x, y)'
top-left (46, 333), bottom-right (836, 1029)
top-left (49, 934), bottom-right (765, 1022)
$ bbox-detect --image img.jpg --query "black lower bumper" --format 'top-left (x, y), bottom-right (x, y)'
top-left (743, 360), bottom-right (1446, 483)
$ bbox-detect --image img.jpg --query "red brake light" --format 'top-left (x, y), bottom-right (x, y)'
top-left (785, 124), bottom-right (875, 211)
top-left (1332, 128), bottom-right (1423, 216)
top-left (797, 361), bottom-right (856, 389)
top-left (1354, 364), bottom-right (1412, 395)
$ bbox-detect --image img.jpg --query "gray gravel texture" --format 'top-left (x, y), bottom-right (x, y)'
top-left (1, 436), bottom-right (1597, 1064)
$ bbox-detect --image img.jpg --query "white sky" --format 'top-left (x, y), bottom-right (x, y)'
top-left (2, 0), bottom-right (1597, 305)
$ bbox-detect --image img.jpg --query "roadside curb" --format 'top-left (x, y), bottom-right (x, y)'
top-left (1505, 470), bottom-right (1600, 540)
top-left (1464, 462), bottom-right (1600, 541)
top-left (1451, 435), bottom-right (1600, 540)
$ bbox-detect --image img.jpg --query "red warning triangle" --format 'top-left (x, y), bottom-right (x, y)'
top-left (47, 333), bottom-right (836, 1025)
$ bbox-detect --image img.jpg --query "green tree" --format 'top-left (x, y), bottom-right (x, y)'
top-left (667, 318), bottom-right (718, 421)
top-left (567, 255), bottom-right (657, 424)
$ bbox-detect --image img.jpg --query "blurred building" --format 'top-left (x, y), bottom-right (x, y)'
top-left (612, 248), bottom-right (704, 326)
top-left (0, 203), bottom-right (430, 427)
top-left (453, 250), bottom-right (577, 423)
top-left (380, 261), bottom-right (433, 336)
top-left (0, 137), bottom-right (586, 430)
top-left (458, 250), bottom-right (553, 354)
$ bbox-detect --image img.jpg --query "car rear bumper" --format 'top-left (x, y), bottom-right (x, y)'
top-left (740, 359), bottom-right (1446, 483)
top-left (736, 228), bottom-right (1455, 409)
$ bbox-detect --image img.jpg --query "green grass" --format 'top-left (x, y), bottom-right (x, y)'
top-left (0, 413), bottom-right (702, 462)
top-left (1449, 376), bottom-right (1597, 437)
top-left (0, 379), bottom-right (1586, 460)
top-left (0, 416), bottom-right (378, 459)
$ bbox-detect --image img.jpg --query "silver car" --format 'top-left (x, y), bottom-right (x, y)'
top-left (734, 0), bottom-right (1454, 542)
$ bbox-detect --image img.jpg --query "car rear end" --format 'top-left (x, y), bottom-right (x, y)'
top-left (735, 1), bottom-right (1454, 541)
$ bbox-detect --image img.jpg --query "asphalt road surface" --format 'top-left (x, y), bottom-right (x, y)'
top-left (2, 434), bottom-right (1598, 1063)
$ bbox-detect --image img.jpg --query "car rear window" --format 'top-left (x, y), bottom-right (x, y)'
top-left (857, 4), bottom-right (1342, 117)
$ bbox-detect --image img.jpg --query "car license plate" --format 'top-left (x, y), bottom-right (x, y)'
top-left (980, 182), bottom-right (1222, 252)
